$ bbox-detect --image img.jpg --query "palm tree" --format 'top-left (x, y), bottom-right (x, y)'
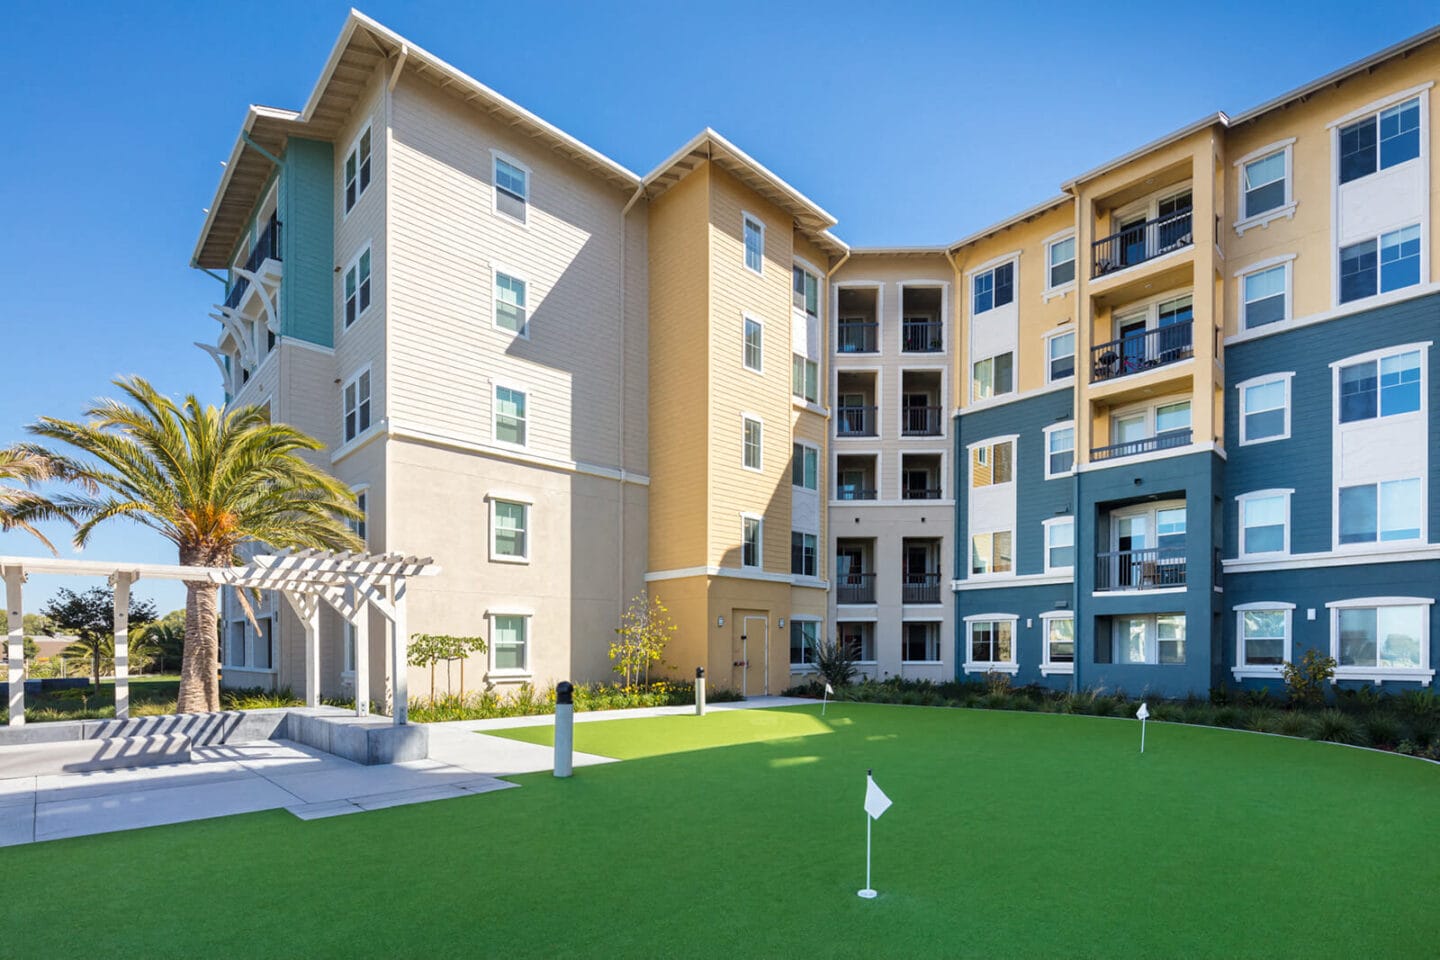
top-left (13, 377), bottom-right (362, 713)
top-left (0, 447), bottom-right (70, 552)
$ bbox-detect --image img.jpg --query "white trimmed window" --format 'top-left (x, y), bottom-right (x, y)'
top-left (1044, 517), bottom-right (1074, 572)
top-left (351, 488), bottom-right (368, 544)
top-left (792, 442), bottom-right (818, 490)
top-left (743, 315), bottom-right (764, 372)
top-left (902, 622), bottom-right (942, 663)
top-left (970, 531), bottom-right (1013, 576)
top-left (1339, 96), bottom-right (1421, 185)
top-left (344, 125), bottom-right (372, 214)
top-left (342, 368), bottom-right (372, 443)
top-left (494, 154), bottom-right (529, 223)
top-left (344, 245), bottom-right (372, 328)
top-left (1238, 490), bottom-right (1291, 557)
top-left (494, 385), bottom-right (527, 446)
top-left (1238, 374), bottom-right (1291, 444)
top-left (972, 262), bottom-right (1014, 315)
top-left (793, 266), bottom-right (819, 317)
top-left (1241, 149), bottom-right (1289, 219)
top-left (1106, 614), bottom-right (1186, 665)
top-left (971, 439), bottom-right (1014, 488)
top-left (494, 270), bottom-right (528, 335)
top-left (1234, 604), bottom-right (1293, 678)
top-left (1044, 423), bottom-right (1074, 478)
top-left (790, 619), bottom-right (820, 667)
top-left (226, 619), bottom-right (246, 668)
top-left (489, 613), bottom-right (530, 675)
top-left (1340, 224), bottom-right (1422, 304)
top-left (964, 616), bottom-right (1018, 674)
top-left (971, 352), bottom-right (1014, 401)
top-left (1337, 347), bottom-right (1422, 423)
top-left (1041, 614), bottom-right (1075, 675)
top-left (490, 498), bottom-right (529, 562)
top-left (743, 214), bottom-right (765, 274)
top-left (1338, 478), bottom-right (1422, 545)
top-left (1241, 262), bottom-right (1289, 329)
top-left (742, 416), bottom-right (763, 471)
top-left (1046, 330), bottom-right (1075, 382)
top-left (790, 531), bottom-right (818, 577)
top-left (1328, 597), bottom-right (1433, 682)
top-left (792, 353), bottom-right (819, 404)
top-left (742, 515), bottom-right (763, 568)
top-left (1046, 236), bottom-right (1076, 290)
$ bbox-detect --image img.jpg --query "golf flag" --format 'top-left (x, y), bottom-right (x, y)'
top-left (1136, 701), bottom-right (1149, 720)
top-left (822, 681), bottom-right (835, 716)
top-left (864, 772), bottom-right (892, 820)
top-left (825, 682), bottom-right (835, 696)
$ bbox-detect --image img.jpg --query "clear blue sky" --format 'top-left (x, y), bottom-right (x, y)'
top-left (1, 0), bottom-right (1435, 613)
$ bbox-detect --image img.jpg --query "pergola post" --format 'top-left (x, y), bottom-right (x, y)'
top-left (280, 591), bottom-right (322, 709)
top-left (4, 566), bottom-right (24, 727)
top-left (390, 577), bottom-right (408, 725)
top-left (351, 581), bottom-right (369, 718)
top-left (111, 572), bottom-right (135, 721)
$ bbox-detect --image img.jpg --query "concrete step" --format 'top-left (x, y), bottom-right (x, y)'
top-left (0, 734), bottom-right (192, 780)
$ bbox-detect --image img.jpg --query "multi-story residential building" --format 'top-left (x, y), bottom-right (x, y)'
top-left (193, 12), bottom-right (1440, 703)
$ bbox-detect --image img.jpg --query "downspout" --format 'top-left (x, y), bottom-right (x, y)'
top-left (943, 246), bottom-right (962, 677)
top-left (619, 183), bottom-right (645, 619)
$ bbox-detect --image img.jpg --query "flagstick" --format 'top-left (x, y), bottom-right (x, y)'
top-left (1140, 716), bottom-right (1147, 754)
top-left (859, 812), bottom-right (876, 899)
top-left (822, 686), bottom-right (829, 716)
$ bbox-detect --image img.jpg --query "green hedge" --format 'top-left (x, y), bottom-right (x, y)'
top-left (407, 680), bottom-right (740, 723)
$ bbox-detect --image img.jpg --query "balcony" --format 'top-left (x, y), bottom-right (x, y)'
top-left (902, 572), bottom-right (941, 604)
top-left (1095, 547), bottom-right (1187, 591)
top-left (836, 485), bottom-right (878, 501)
top-left (901, 287), bottom-right (944, 352)
top-left (1090, 428), bottom-right (1190, 463)
top-left (223, 216), bottom-right (283, 310)
top-left (1091, 208), bottom-right (1192, 278)
top-left (902, 405), bottom-right (943, 437)
top-left (837, 572), bottom-right (876, 605)
top-left (836, 454), bottom-right (878, 501)
top-left (837, 405), bottom-right (877, 437)
top-left (901, 452), bottom-right (943, 500)
top-left (902, 320), bottom-right (943, 353)
top-left (1090, 321), bottom-right (1193, 382)
top-left (837, 287), bottom-right (879, 353)
top-left (837, 320), bottom-right (878, 354)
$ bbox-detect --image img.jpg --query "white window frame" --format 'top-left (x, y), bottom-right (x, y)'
top-left (1338, 222), bottom-right (1426, 306)
top-left (1040, 611), bottom-right (1075, 676)
top-left (493, 383), bottom-right (528, 448)
top-left (1043, 421), bottom-right (1075, 479)
top-left (225, 617), bottom-right (248, 669)
top-left (1108, 613), bottom-right (1188, 666)
top-left (969, 530), bottom-right (1014, 579)
top-left (488, 493), bottom-right (533, 564)
top-left (792, 353), bottom-right (820, 405)
top-left (492, 264), bottom-right (529, 338)
top-left (970, 259), bottom-right (1016, 316)
top-left (962, 613), bottom-right (1019, 675)
top-left (969, 435), bottom-right (1016, 489)
top-left (742, 212), bottom-right (765, 275)
top-left (343, 243), bottom-right (373, 330)
top-left (1331, 341), bottom-right (1429, 427)
top-left (487, 610), bottom-right (532, 678)
top-left (1044, 232), bottom-right (1077, 294)
top-left (350, 484), bottom-right (369, 546)
top-left (1326, 597), bottom-right (1435, 684)
top-left (1233, 602), bottom-right (1294, 680)
top-left (1044, 327), bottom-right (1076, 384)
top-left (343, 123), bottom-right (372, 217)
top-left (790, 530), bottom-right (819, 578)
top-left (792, 441), bottom-right (819, 491)
top-left (789, 616), bottom-right (822, 670)
top-left (1042, 516), bottom-right (1075, 574)
top-left (741, 513), bottom-right (763, 569)
top-left (742, 313), bottom-right (765, 374)
top-left (1233, 139), bottom-right (1296, 233)
top-left (1107, 395), bottom-right (1192, 450)
top-left (1236, 372), bottom-right (1293, 446)
top-left (837, 620), bottom-right (877, 665)
top-left (900, 620), bottom-right (943, 665)
top-left (1330, 86), bottom-right (1430, 186)
top-left (1235, 256), bottom-right (1294, 331)
top-left (1236, 489), bottom-right (1293, 559)
top-left (970, 351), bottom-right (1015, 402)
top-left (342, 365), bottom-right (373, 444)
top-left (491, 150), bottom-right (531, 225)
top-left (741, 414), bottom-right (763, 472)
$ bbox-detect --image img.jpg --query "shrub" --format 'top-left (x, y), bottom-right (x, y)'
top-left (611, 593), bottom-right (677, 688)
top-left (1213, 706), bottom-right (1246, 729)
top-left (1283, 650), bottom-right (1336, 706)
top-left (1313, 709), bottom-right (1364, 745)
top-left (1397, 689), bottom-right (1440, 721)
top-left (1243, 687), bottom-right (1273, 707)
top-left (984, 671), bottom-right (1012, 696)
top-left (1276, 711), bottom-right (1315, 739)
top-left (812, 636), bottom-right (858, 691)
top-left (1363, 713), bottom-right (1404, 749)
top-left (1243, 708), bottom-right (1283, 733)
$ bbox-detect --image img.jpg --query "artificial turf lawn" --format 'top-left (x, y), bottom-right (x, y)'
top-left (7, 704), bottom-right (1440, 959)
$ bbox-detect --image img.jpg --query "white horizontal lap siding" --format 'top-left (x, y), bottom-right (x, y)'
top-left (385, 77), bottom-right (628, 469)
top-left (278, 342), bottom-right (340, 454)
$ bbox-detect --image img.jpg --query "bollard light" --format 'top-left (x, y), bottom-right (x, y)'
top-left (695, 666), bottom-right (707, 717)
top-left (554, 680), bottom-right (574, 778)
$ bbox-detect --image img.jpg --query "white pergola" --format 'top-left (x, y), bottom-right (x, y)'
top-left (1, 549), bottom-right (438, 728)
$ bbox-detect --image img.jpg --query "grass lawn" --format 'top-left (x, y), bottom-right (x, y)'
top-left (4, 675), bottom-right (181, 723)
top-left (7, 704), bottom-right (1440, 958)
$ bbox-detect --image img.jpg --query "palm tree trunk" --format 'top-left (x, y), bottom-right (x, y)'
top-left (91, 639), bottom-right (100, 689)
top-left (178, 569), bottom-right (223, 713)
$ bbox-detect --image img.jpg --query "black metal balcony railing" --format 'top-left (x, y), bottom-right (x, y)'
top-left (902, 572), bottom-right (942, 604)
top-left (1091, 321), bottom-right (1194, 382)
top-left (837, 321), bottom-right (878, 353)
top-left (902, 486), bottom-right (942, 501)
top-left (223, 217), bottom-right (283, 311)
top-left (901, 405), bottom-right (943, 436)
top-left (1095, 547), bottom-right (1187, 591)
top-left (1089, 428), bottom-right (1190, 463)
top-left (1091, 208), bottom-right (1192, 278)
top-left (902, 320), bottom-right (943, 352)
top-left (836, 486), bottom-right (878, 501)
top-left (836, 405), bottom-right (878, 437)
top-left (837, 573), bottom-right (876, 604)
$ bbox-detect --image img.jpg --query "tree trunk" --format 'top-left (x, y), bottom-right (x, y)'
top-left (177, 543), bottom-right (225, 713)
top-left (91, 639), bottom-right (100, 689)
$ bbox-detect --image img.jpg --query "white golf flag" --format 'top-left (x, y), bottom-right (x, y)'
top-left (1136, 701), bottom-right (1149, 720)
top-left (825, 682), bottom-right (835, 696)
top-left (864, 773), bottom-right (892, 821)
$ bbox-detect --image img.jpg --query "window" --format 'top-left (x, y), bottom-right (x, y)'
top-left (1045, 423), bottom-right (1074, 478)
top-left (1329, 599), bottom-right (1433, 679)
top-left (742, 516), bottom-right (762, 568)
top-left (342, 369), bottom-right (371, 442)
top-left (743, 316), bottom-right (764, 372)
top-left (792, 443), bottom-right (818, 490)
top-left (791, 532), bottom-right (818, 577)
top-left (491, 499), bottom-right (529, 561)
top-left (793, 266), bottom-right (819, 316)
top-left (971, 352), bottom-right (1014, 401)
top-left (1154, 400), bottom-right (1191, 435)
top-left (1047, 331), bottom-right (1075, 382)
top-left (790, 620), bottom-right (819, 667)
top-left (972, 262), bottom-right (1014, 315)
top-left (1338, 349), bottom-right (1421, 423)
top-left (1239, 375), bottom-right (1290, 443)
top-left (253, 616), bottom-right (273, 670)
top-left (1339, 478), bottom-right (1422, 544)
top-left (227, 620), bottom-right (246, 667)
top-left (1045, 518), bottom-right (1074, 572)
top-left (494, 386), bottom-right (527, 446)
top-left (494, 155), bottom-right (528, 222)
top-left (743, 214), bottom-right (764, 274)
top-left (1239, 491), bottom-right (1290, 557)
top-left (1340, 224), bottom-right (1422, 303)
top-left (970, 531), bottom-right (1012, 576)
top-left (1047, 236), bottom-right (1076, 289)
top-left (792, 354), bottom-right (819, 404)
top-left (1105, 614), bottom-right (1186, 665)
top-left (1339, 96), bottom-right (1421, 185)
top-left (1242, 264), bottom-right (1287, 328)
top-left (1237, 606), bottom-right (1291, 672)
top-left (1242, 150), bottom-right (1287, 218)
top-left (490, 614), bottom-right (529, 673)
top-left (344, 125), bottom-right (371, 214)
top-left (742, 417), bottom-right (763, 471)
top-left (838, 622), bottom-right (876, 663)
top-left (344, 245), bottom-right (372, 328)
top-left (971, 439), bottom-right (1014, 487)
top-left (1042, 615), bottom-right (1075, 673)
top-left (965, 617), bottom-right (1016, 672)
top-left (494, 271), bottom-right (527, 335)
top-left (902, 622), bottom-right (941, 663)
top-left (351, 488), bottom-right (368, 544)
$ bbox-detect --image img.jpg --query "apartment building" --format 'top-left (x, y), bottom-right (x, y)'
top-left (193, 11), bottom-right (1440, 702)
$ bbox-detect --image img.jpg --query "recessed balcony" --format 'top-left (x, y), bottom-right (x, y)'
top-left (1090, 321), bottom-right (1193, 383)
top-left (1091, 207), bottom-right (1192, 278)
top-left (1095, 547), bottom-right (1187, 592)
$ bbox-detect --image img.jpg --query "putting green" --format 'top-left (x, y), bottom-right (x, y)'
top-left (7, 704), bottom-right (1438, 959)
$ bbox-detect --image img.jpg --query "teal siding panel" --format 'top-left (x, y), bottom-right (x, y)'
top-left (279, 138), bottom-right (335, 348)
